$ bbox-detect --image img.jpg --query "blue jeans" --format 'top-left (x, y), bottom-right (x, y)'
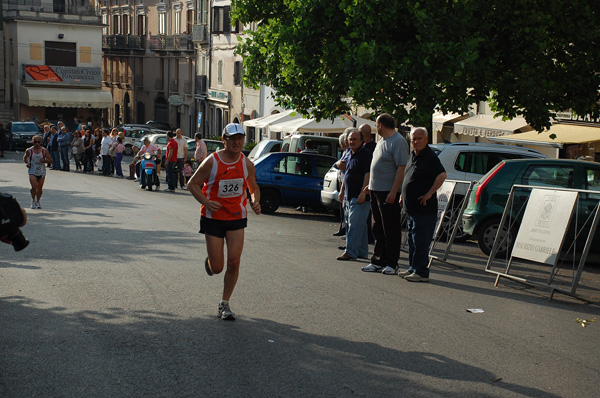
top-left (115, 153), bottom-right (123, 176)
top-left (60, 146), bottom-right (70, 170)
top-left (344, 198), bottom-right (370, 258)
top-left (166, 161), bottom-right (176, 190)
top-left (51, 150), bottom-right (60, 169)
top-left (406, 213), bottom-right (437, 278)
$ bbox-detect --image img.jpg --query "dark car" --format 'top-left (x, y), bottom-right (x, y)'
top-left (254, 152), bottom-right (337, 214)
top-left (462, 159), bottom-right (600, 256)
top-left (146, 120), bottom-right (172, 131)
top-left (8, 122), bottom-right (41, 150)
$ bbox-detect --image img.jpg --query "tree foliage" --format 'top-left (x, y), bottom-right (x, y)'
top-left (232, 0), bottom-right (600, 130)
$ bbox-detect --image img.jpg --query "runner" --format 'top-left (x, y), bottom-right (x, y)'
top-left (23, 135), bottom-right (52, 209)
top-left (187, 123), bottom-right (261, 320)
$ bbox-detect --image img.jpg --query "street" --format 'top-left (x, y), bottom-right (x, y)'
top-left (1, 151), bottom-right (600, 398)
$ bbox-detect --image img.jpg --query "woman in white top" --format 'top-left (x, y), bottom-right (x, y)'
top-left (23, 135), bottom-right (52, 209)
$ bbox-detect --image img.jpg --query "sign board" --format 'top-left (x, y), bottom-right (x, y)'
top-left (169, 95), bottom-right (184, 106)
top-left (512, 189), bottom-right (578, 264)
top-left (434, 181), bottom-right (456, 235)
top-left (197, 112), bottom-right (203, 128)
top-left (208, 89), bottom-right (229, 103)
top-left (24, 65), bottom-right (102, 86)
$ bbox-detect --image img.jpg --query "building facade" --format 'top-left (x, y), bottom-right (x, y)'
top-left (2, 0), bottom-right (110, 127)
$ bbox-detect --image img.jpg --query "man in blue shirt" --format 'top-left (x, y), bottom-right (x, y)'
top-left (57, 126), bottom-right (71, 171)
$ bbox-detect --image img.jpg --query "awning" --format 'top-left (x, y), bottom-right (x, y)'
top-left (243, 110), bottom-right (301, 129)
top-left (20, 86), bottom-right (113, 108)
top-left (489, 124), bottom-right (600, 148)
top-left (432, 112), bottom-right (468, 133)
top-left (454, 114), bottom-right (531, 137)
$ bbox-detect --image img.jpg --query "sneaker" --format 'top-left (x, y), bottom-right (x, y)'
top-left (164, 188), bottom-right (175, 192)
top-left (35, 201), bottom-right (41, 209)
top-left (397, 270), bottom-right (412, 279)
top-left (218, 302), bottom-right (235, 320)
top-left (181, 185), bottom-right (187, 190)
top-left (31, 200), bottom-right (36, 209)
top-left (361, 263), bottom-right (383, 273)
top-left (204, 257), bottom-right (213, 276)
top-left (404, 273), bottom-right (429, 283)
top-left (382, 266), bottom-right (397, 275)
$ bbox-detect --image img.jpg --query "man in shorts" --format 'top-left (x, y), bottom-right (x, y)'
top-left (23, 135), bottom-right (52, 209)
top-left (187, 123), bottom-right (261, 320)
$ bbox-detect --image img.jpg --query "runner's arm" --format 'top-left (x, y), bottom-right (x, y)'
top-left (245, 158), bottom-right (261, 215)
top-left (188, 156), bottom-right (222, 213)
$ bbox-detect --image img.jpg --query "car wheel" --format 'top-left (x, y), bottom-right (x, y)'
top-left (260, 190), bottom-right (280, 214)
top-left (440, 205), bottom-right (470, 243)
top-left (477, 219), bottom-right (515, 257)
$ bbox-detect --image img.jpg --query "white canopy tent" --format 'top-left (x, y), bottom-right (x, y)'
top-left (269, 114), bottom-right (375, 134)
top-left (242, 110), bottom-right (301, 129)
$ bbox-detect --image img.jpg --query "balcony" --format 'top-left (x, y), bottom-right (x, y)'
top-left (195, 75), bottom-right (207, 94)
top-left (149, 35), bottom-right (194, 52)
top-left (103, 35), bottom-right (146, 51)
top-left (192, 24), bottom-right (209, 44)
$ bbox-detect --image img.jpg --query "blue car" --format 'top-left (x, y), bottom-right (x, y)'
top-left (254, 152), bottom-right (337, 214)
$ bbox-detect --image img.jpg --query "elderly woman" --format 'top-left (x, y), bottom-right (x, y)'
top-left (70, 131), bottom-right (84, 171)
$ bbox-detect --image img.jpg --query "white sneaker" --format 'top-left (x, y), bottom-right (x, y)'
top-left (35, 201), bottom-right (41, 209)
top-left (382, 266), bottom-right (397, 275)
top-left (361, 263), bottom-right (383, 273)
top-left (31, 200), bottom-right (36, 209)
top-left (182, 185), bottom-right (187, 190)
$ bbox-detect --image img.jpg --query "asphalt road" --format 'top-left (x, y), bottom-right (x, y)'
top-left (1, 151), bottom-right (600, 397)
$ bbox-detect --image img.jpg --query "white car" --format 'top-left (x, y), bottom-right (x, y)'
top-left (248, 139), bottom-right (282, 162)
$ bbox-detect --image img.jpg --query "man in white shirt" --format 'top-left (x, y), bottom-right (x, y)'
top-left (101, 130), bottom-right (112, 176)
top-left (174, 128), bottom-right (189, 189)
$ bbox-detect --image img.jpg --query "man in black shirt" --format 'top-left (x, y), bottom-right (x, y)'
top-left (399, 128), bottom-right (447, 282)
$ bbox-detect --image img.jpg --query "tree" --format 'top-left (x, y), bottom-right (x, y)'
top-left (232, 0), bottom-right (600, 131)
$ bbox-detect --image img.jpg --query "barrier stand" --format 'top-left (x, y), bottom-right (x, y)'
top-left (427, 180), bottom-right (475, 269)
top-left (485, 185), bottom-right (600, 303)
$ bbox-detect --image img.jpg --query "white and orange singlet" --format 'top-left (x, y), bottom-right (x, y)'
top-left (201, 152), bottom-right (249, 220)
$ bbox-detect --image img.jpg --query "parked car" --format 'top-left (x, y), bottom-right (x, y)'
top-left (248, 139), bottom-right (282, 162)
top-left (430, 142), bottom-right (547, 241)
top-left (186, 139), bottom-right (225, 160)
top-left (118, 125), bottom-right (166, 155)
top-left (281, 134), bottom-right (341, 158)
top-left (321, 163), bottom-right (341, 211)
top-left (462, 158), bottom-right (600, 257)
top-left (8, 121), bottom-right (41, 150)
top-left (254, 152), bottom-right (337, 214)
top-left (146, 120), bottom-right (172, 131)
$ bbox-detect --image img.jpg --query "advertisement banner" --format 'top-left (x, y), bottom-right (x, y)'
top-left (512, 189), bottom-right (578, 264)
top-left (434, 181), bottom-right (456, 236)
top-left (24, 65), bottom-right (102, 85)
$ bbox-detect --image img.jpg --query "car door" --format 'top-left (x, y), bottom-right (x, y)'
top-left (270, 154), bottom-right (321, 207)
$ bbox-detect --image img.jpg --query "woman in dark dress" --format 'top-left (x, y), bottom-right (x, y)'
top-left (83, 129), bottom-right (95, 173)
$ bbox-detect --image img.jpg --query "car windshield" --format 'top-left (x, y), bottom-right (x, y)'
top-left (248, 141), bottom-right (269, 158)
top-left (12, 124), bottom-right (38, 133)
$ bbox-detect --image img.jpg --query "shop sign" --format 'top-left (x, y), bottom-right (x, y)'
top-left (555, 110), bottom-right (600, 126)
top-left (24, 65), bottom-right (102, 85)
top-left (208, 89), bottom-right (229, 103)
top-left (169, 95), bottom-right (184, 106)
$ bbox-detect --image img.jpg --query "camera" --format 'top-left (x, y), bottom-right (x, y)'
top-left (0, 193), bottom-right (29, 251)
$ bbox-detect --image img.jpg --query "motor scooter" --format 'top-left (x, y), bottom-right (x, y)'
top-left (140, 151), bottom-right (160, 191)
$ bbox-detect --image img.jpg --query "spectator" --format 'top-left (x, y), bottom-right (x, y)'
top-left (337, 129), bottom-right (372, 261)
top-left (131, 137), bottom-right (161, 181)
top-left (83, 130), bottom-right (95, 173)
top-left (101, 130), bottom-right (112, 176)
top-left (164, 131), bottom-right (178, 192)
top-left (114, 136), bottom-right (125, 178)
top-left (174, 128), bottom-right (189, 189)
top-left (194, 132), bottom-right (208, 168)
top-left (49, 126), bottom-right (60, 170)
top-left (301, 139), bottom-right (318, 153)
top-left (70, 131), bottom-right (84, 171)
top-left (361, 113), bottom-right (409, 275)
top-left (399, 128), bottom-right (447, 283)
top-left (360, 123), bottom-right (376, 244)
top-left (182, 159), bottom-right (193, 184)
top-left (57, 127), bottom-right (71, 171)
top-left (333, 130), bottom-right (351, 237)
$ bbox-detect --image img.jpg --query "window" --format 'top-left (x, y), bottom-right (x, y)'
top-left (137, 14), bottom-right (146, 35)
top-left (45, 41), bottom-right (76, 66)
top-left (175, 12), bottom-right (181, 35)
top-left (274, 156), bottom-right (312, 176)
top-left (233, 61), bottom-right (242, 86)
top-left (315, 157), bottom-right (333, 178)
top-left (522, 166), bottom-right (575, 188)
top-left (186, 9), bottom-right (194, 33)
top-left (159, 13), bottom-right (166, 35)
top-left (217, 60), bottom-right (223, 84)
top-left (454, 151), bottom-right (532, 175)
top-left (212, 6), bottom-right (239, 33)
top-left (586, 168), bottom-right (600, 191)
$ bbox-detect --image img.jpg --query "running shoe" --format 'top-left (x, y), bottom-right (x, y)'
top-left (382, 266), bottom-right (397, 275)
top-left (31, 200), bottom-right (36, 209)
top-left (361, 263), bottom-right (383, 272)
top-left (35, 201), bottom-right (41, 209)
top-left (218, 302), bottom-right (235, 320)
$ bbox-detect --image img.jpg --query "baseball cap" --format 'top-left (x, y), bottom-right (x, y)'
top-left (222, 123), bottom-right (246, 136)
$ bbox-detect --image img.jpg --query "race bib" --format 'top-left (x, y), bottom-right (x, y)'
top-left (35, 165), bottom-right (42, 174)
top-left (218, 178), bottom-right (243, 198)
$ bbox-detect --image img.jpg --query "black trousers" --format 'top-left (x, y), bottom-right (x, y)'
top-left (370, 190), bottom-right (402, 268)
